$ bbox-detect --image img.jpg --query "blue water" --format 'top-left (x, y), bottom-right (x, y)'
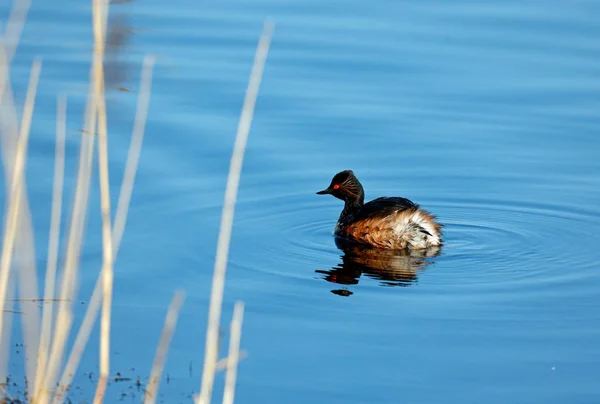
top-left (2, 0), bottom-right (600, 403)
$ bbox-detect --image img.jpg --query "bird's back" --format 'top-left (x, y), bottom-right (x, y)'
top-left (335, 197), bottom-right (442, 250)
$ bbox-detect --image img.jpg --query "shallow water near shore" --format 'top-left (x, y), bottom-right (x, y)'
top-left (2, 0), bottom-right (600, 403)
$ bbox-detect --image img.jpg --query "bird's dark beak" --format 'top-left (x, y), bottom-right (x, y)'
top-left (316, 188), bottom-right (331, 195)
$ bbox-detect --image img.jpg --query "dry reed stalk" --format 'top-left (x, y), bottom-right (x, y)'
top-left (215, 352), bottom-right (248, 372)
top-left (1, 57), bottom-right (42, 395)
top-left (0, 275), bottom-right (15, 382)
top-left (33, 94), bottom-right (67, 398)
top-left (196, 20), bottom-right (274, 404)
top-left (42, 4), bottom-right (114, 401)
top-left (90, 0), bottom-right (116, 401)
top-left (222, 302), bottom-right (244, 404)
top-left (53, 40), bottom-right (155, 404)
top-left (1, 0), bottom-right (265, 402)
top-left (37, 310), bottom-right (72, 404)
top-left (1, 0), bottom-right (31, 63)
top-left (15, 201), bottom-right (41, 389)
top-left (113, 54), bottom-right (155, 254)
top-left (144, 291), bottom-right (186, 404)
top-left (1, 3), bottom-right (40, 380)
top-left (0, 0), bottom-right (38, 385)
top-left (0, 57), bottom-right (41, 340)
top-left (0, 63), bottom-right (13, 380)
top-left (52, 7), bottom-right (155, 404)
top-left (40, 8), bottom-right (111, 399)
top-left (50, 282), bottom-right (100, 404)
top-left (38, 3), bottom-right (111, 401)
top-left (0, 0), bottom-right (157, 402)
top-left (0, 45), bottom-right (8, 99)
top-left (40, 106), bottom-right (96, 404)
top-left (41, 30), bottom-right (108, 404)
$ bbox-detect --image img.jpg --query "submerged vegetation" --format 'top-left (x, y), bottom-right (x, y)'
top-left (0, 0), bottom-right (273, 402)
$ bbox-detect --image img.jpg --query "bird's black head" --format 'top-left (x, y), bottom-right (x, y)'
top-left (316, 170), bottom-right (365, 205)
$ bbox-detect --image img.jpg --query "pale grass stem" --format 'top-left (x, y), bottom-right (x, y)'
top-left (1, 0), bottom-right (31, 63)
top-left (1, 1), bottom-right (267, 402)
top-left (33, 94), bottom-right (67, 399)
top-left (215, 352), bottom-right (248, 372)
top-left (144, 291), bottom-right (186, 404)
top-left (53, 41), bottom-right (155, 404)
top-left (0, 45), bottom-right (8, 100)
top-left (45, 5), bottom-right (112, 402)
top-left (0, 0), bottom-right (43, 388)
top-left (91, 0), bottom-right (116, 401)
top-left (41, 106), bottom-right (95, 404)
top-left (50, 285), bottom-right (100, 404)
top-left (0, 3), bottom-right (37, 374)
top-left (0, 58), bottom-right (41, 341)
top-left (40, 12), bottom-right (108, 403)
top-left (37, 311), bottom-right (72, 404)
top-left (196, 20), bottom-right (274, 404)
top-left (112, 54), bottom-right (156, 254)
top-left (41, 5), bottom-right (111, 397)
top-left (222, 302), bottom-right (245, 404)
top-left (50, 50), bottom-right (154, 398)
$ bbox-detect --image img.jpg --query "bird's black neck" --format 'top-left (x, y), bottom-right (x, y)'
top-left (340, 197), bottom-right (364, 221)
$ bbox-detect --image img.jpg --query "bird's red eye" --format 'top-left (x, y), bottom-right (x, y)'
top-left (333, 184), bottom-right (340, 189)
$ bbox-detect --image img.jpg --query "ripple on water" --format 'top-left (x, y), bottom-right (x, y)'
top-left (228, 190), bottom-right (600, 294)
top-left (428, 197), bottom-right (600, 288)
top-left (233, 196), bottom-right (337, 270)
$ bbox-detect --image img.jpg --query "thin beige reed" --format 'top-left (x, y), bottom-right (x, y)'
top-left (1, 1), bottom-right (272, 402)
top-left (1, 0), bottom-right (31, 63)
top-left (0, 3), bottom-right (58, 393)
top-left (222, 302), bottom-right (245, 404)
top-left (113, 54), bottom-right (156, 254)
top-left (53, 49), bottom-right (156, 404)
top-left (41, 13), bottom-right (107, 400)
top-left (215, 352), bottom-right (248, 372)
top-left (41, 112), bottom-right (96, 404)
top-left (144, 291), bottom-right (186, 404)
top-left (0, 58), bottom-right (41, 339)
top-left (33, 94), bottom-right (68, 398)
top-left (37, 2), bottom-right (109, 402)
top-left (1, 4), bottom-right (41, 387)
top-left (196, 20), bottom-right (274, 404)
top-left (91, 0), bottom-right (116, 400)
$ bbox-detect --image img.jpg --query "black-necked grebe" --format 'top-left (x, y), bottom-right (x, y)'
top-left (316, 170), bottom-right (442, 250)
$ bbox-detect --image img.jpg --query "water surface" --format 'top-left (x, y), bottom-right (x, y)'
top-left (3, 0), bottom-right (600, 403)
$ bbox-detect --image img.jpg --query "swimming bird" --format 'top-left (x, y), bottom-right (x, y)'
top-left (316, 170), bottom-right (442, 250)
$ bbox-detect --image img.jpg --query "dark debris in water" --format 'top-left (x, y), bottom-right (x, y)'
top-left (331, 289), bottom-right (353, 297)
top-left (1, 364), bottom-right (196, 404)
top-left (113, 372), bottom-right (132, 383)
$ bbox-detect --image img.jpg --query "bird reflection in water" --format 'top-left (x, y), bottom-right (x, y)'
top-left (316, 237), bottom-right (441, 296)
